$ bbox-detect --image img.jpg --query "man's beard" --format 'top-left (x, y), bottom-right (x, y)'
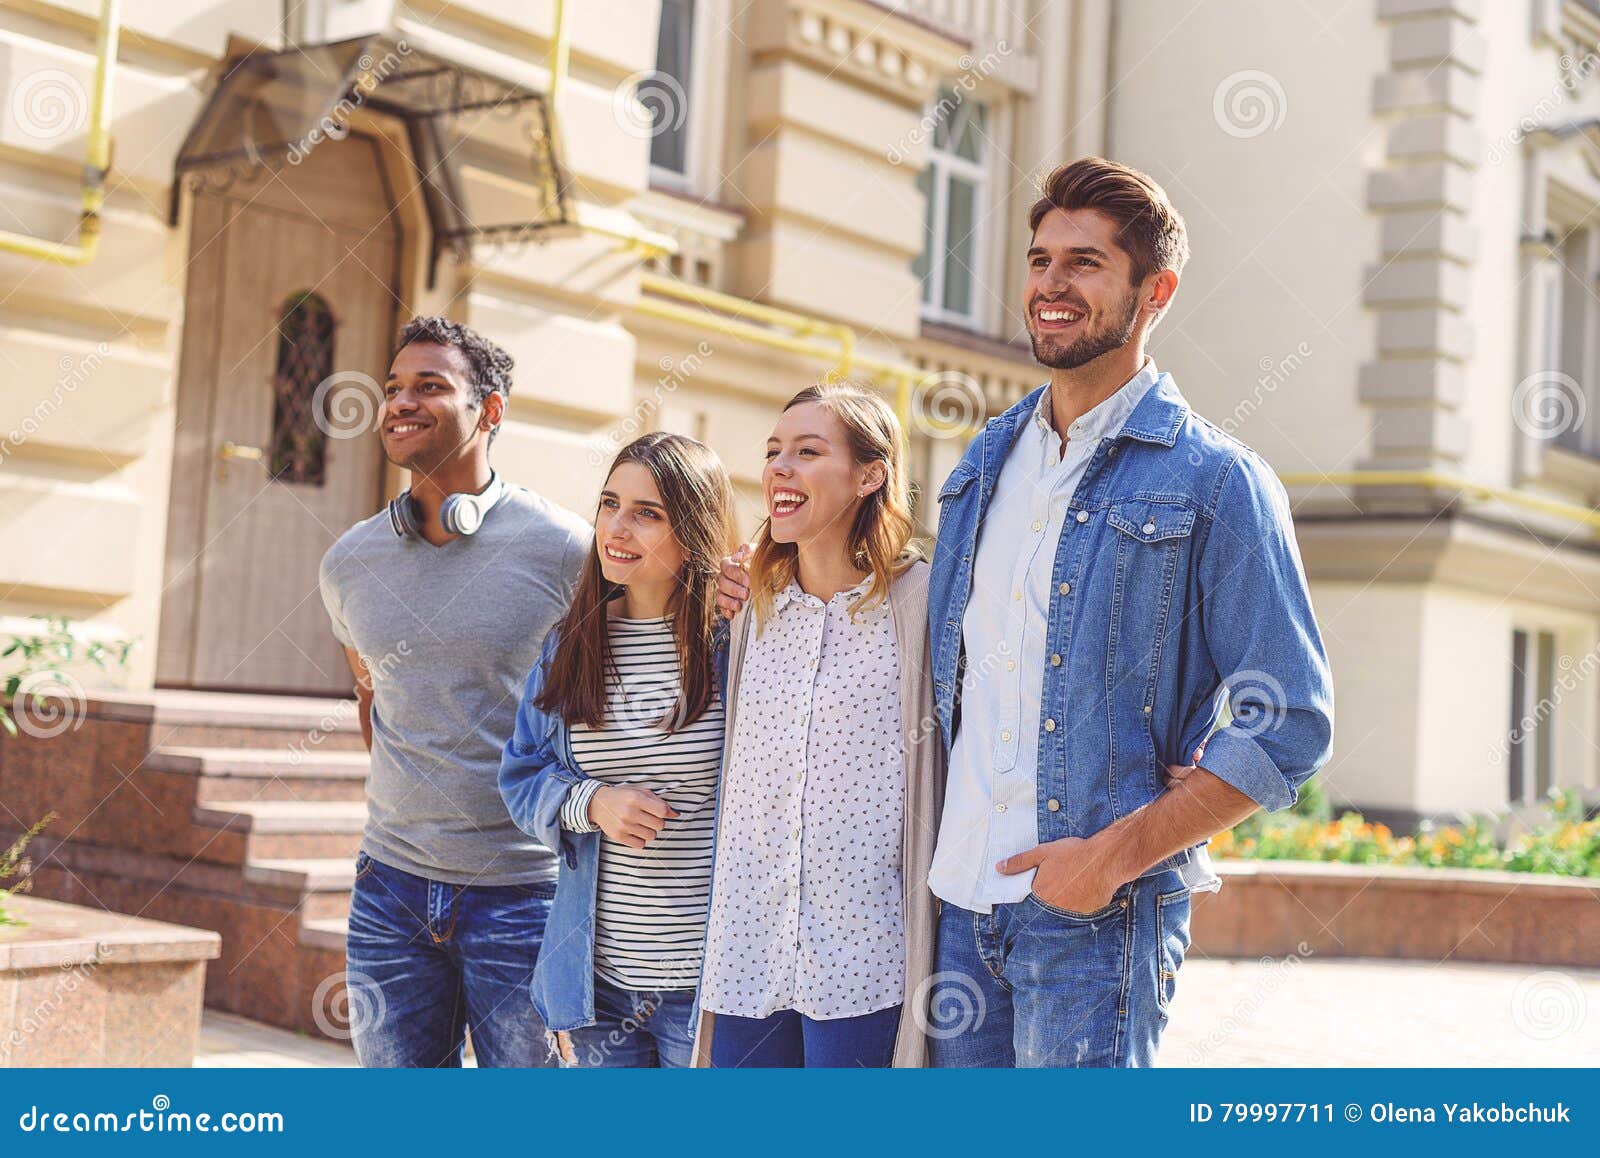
top-left (1029, 286), bottom-right (1140, 370)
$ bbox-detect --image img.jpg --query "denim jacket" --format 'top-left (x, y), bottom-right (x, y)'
top-left (928, 373), bottom-right (1333, 876)
top-left (497, 620), bottom-right (730, 1033)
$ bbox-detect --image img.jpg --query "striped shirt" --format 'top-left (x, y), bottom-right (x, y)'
top-left (560, 614), bottom-right (724, 992)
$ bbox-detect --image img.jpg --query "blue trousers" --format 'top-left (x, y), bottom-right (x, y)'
top-left (928, 869), bottom-right (1194, 1068)
top-left (556, 975), bottom-right (698, 1068)
top-left (710, 1004), bottom-right (902, 1068)
top-left (343, 851), bottom-right (556, 1068)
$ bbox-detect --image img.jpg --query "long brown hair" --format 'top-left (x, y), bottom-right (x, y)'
top-left (536, 432), bottom-right (736, 730)
top-left (748, 382), bottom-right (917, 626)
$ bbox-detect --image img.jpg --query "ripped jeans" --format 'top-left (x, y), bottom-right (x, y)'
top-left (344, 851), bottom-right (556, 1068)
top-left (552, 974), bottom-right (698, 1068)
top-left (928, 868), bottom-right (1195, 1068)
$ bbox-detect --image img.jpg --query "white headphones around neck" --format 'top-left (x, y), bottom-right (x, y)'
top-left (388, 472), bottom-right (505, 539)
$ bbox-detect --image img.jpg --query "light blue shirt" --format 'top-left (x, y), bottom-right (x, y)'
top-left (929, 360), bottom-right (1161, 912)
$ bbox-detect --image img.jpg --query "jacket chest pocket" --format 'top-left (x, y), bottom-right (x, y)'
top-left (1106, 499), bottom-right (1196, 643)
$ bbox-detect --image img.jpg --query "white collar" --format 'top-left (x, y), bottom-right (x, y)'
top-left (1030, 358), bottom-right (1161, 445)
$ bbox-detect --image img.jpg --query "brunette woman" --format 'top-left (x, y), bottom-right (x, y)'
top-left (499, 431), bottom-right (736, 1067)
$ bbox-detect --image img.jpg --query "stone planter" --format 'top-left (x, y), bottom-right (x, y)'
top-left (0, 896), bottom-right (220, 1067)
top-left (1195, 860), bottom-right (1600, 967)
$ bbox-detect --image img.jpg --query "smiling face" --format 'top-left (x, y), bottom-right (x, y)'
top-left (1024, 207), bottom-right (1146, 371)
top-left (763, 401), bottom-right (885, 549)
top-left (381, 341), bottom-right (499, 472)
top-left (596, 460), bottom-right (686, 593)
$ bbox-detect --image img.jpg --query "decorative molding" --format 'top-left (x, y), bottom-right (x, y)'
top-left (1361, 0), bottom-right (1485, 472)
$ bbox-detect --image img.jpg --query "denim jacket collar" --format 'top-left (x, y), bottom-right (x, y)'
top-left (979, 367), bottom-right (1191, 476)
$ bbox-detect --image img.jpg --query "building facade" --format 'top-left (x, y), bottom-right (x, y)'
top-left (2, 0), bottom-right (1598, 832)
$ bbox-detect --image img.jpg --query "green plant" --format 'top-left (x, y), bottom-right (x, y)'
top-left (1, 615), bottom-right (134, 737)
top-left (0, 813), bottom-right (55, 928)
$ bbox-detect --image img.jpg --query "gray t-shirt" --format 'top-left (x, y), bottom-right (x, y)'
top-left (319, 483), bottom-right (590, 885)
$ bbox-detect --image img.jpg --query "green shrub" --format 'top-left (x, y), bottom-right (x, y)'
top-left (1211, 788), bottom-right (1599, 878)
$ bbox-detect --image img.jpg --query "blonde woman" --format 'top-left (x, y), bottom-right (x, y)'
top-left (694, 383), bottom-right (942, 1068)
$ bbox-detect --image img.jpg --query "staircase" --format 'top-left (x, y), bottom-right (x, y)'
top-left (0, 689), bottom-right (371, 1037)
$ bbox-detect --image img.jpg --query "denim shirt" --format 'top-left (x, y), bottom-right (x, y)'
top-left (498, 619), bottom-right (730, 1033)
top-left (927, 373), bottom-right (1334, 878)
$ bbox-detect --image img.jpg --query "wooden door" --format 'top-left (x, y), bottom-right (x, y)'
top-left (159, 135), bottom-right (401, 694)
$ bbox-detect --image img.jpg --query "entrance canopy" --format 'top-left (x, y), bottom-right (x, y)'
top-left (172, 35), bottom-right (573, 277)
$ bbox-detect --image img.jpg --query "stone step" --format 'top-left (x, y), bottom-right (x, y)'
top-left (191, 801), bottom-right (366, 864)
top-left (89, 688), bottom-right (366, 753)
top-left (299, 916), bottom-right (349, 953)
top-left (149, 746), bottom-right (369, 803)
top-left (248, 858), bottom-right (359, 922)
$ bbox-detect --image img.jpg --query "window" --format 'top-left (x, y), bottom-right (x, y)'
top-left (1548, 224), bottom-right (1599, 455)
top-left (1508, 628), bottom-right (1557, 806)
top-left (648, 0), bottom-right (695, 185)
top-left (269, 291), bottom-right (335, 485)
top-left (913, 85), bottom-right (991, 329)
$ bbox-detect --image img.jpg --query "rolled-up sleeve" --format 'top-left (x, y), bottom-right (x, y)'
top-left (1194, 453), bottom-right (1334, 812)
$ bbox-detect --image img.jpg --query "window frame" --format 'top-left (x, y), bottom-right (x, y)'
top-left (647, 0), bottom-right (703, 194)
top-left (915, 86), bottom-right (994, 333)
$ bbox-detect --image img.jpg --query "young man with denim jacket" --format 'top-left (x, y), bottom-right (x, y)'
top-left (921, 157), bottom-right (1333, 1066)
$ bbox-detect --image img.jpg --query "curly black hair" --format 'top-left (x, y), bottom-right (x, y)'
top-left (394, 316), bottom-right (514, 442)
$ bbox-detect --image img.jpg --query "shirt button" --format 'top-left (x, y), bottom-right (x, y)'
top-left (1044, 718), bottom-right (1056, 732)
top-left (1058, 581), bottom-right (1070, 595)
top-left (1143, 521), bottom-right (1156, 535)
top-left (995, 803), bottom-right (1007, 814)
top-left (1030, 520), bottom-right (1042, 532)
top-left (1144, 704), bottom-right (1153, 714)
top-left (1001, 730), bottom-right (1012, 742)
top-left (1075, 510), bottom-right (1089, 524)
top-left (1047, 798), bottom-right (1061, 812)
top-left (1049, 653), bottom-right (1061, 666)
top-left (1005, 660), bottom-right (1016, 671)
top-left (1012, 590), bottom-right (1021, 602)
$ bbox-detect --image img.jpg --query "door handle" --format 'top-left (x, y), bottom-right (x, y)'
top-left (217, 441), bottom-right (265, 482)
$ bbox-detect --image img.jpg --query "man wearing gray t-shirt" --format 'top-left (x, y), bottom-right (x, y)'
top-left (318, 316), bottom-right (589, 1068)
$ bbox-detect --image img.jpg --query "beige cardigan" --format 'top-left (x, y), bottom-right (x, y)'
top-left (693, 559), bottom-right (944, 1067)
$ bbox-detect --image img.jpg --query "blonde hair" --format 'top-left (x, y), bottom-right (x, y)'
top-left (749, 382), bottom-right (918, 626)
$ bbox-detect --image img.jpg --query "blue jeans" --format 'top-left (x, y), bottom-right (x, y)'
top-left (711, 1005), bottom-right (901, 1068)
top-left (928, 870), bottom-right (1193, 1068)
top-left (343, 851), bottom-right (556, 1068)
top-left (553, 975), bottom-right (697, 1068)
